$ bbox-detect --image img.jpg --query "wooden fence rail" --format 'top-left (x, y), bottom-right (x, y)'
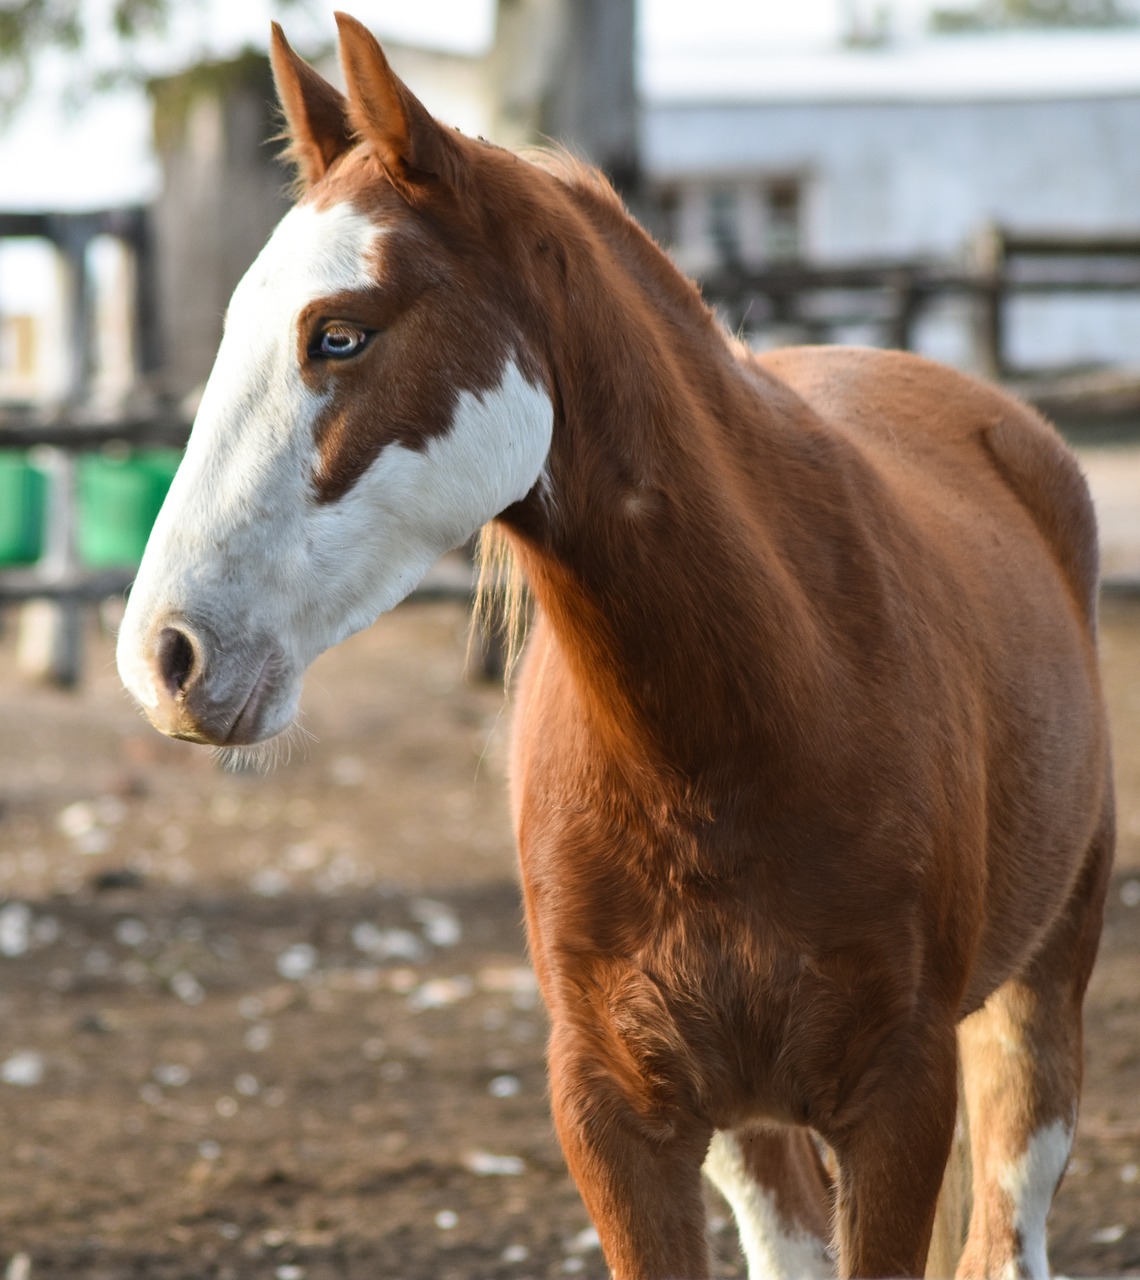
top-left (4, 217), bottom-right (1140, 681)
top-left (701, 226), bottom-right (1140, 383)
top-left (0, 405), bottom-right (190, 452)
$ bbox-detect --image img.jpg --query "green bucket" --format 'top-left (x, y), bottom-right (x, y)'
top-left (0, 450), bottom-right (47, 566)
top-left (78, 448), bottom-right (183, 568)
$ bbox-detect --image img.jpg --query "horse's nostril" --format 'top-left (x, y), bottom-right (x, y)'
top-left (156, 627), bottom-right (197, 698)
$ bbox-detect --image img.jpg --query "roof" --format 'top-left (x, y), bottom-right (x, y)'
top-left (640, 29), bottom-right (1140, 106)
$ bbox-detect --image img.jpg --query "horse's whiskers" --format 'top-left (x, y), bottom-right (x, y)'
top-left (211, 718), bottom-right (314, 775)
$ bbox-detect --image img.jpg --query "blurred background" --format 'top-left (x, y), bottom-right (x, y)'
top-left (0, 3), bottom-right (1138, 1278)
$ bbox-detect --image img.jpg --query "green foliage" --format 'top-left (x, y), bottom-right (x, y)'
top-left (0, 0), bottom-right (308, 117)
top-left (931, 0), bottom-right (1140, 30)
top-left (0, 0), bottom-right (172, 115)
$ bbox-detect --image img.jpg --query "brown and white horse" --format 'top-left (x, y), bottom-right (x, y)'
top-left (116, 15), bottom-right (1114, 1278)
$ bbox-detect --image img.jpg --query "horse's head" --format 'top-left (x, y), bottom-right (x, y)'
top-left (117, 13), bottom-right (554, 745)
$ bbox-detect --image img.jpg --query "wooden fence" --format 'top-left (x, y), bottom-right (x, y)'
top-left (1, 208), bottom-right (163, 683)
top-left (3, 213), bottom-right (1140, 683)
top-left (0, 402), bottom-right (482, 683)
top-left (0, 207), bottom-right (161, 392)
top-left (702, 226), bottom-right (1140, 391)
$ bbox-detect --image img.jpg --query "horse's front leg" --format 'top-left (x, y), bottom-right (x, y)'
top-left (824, 1024), bottom-right (959, 1278)
top-left (547, 1020), bottom-right (714, 1280)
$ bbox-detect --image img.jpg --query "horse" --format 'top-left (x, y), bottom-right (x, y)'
top-left (116, 14), bottom-right (1114, 1278)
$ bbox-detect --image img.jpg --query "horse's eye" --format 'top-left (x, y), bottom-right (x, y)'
top-left (311, 325), bottom-right (370, 359)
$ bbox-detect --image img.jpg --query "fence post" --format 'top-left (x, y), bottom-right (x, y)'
top-left (972, 223), bottom-right (1007, 380)
top-left (16, 449), bottom-right (83, 686)
top-left (130, 208), bottom-right (163, 378)
top-left (15, 215), bottom-right (94, 686)
top-left (887, 269), bottom-right (923, 351)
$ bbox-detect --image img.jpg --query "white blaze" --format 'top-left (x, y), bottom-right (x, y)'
top-left (116, 198), bottom-right (553, 739)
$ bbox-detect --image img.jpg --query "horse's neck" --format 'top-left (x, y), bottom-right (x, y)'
top-left (503, 204), bottom-right (829, 779)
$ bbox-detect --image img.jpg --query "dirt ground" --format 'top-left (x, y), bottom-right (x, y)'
top-left (0, 583), bottom-right (1138, 1277)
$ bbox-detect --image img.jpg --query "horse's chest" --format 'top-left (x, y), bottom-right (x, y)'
top-left (524, 833), bottom-right (910, 1130)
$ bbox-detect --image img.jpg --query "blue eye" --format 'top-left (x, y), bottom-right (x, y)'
top-left (311, 325), bottom-right (369, 358)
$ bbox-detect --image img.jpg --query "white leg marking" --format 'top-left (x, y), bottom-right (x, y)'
top-left (996, 1119), bottom-right (1073, 1280)
top-left (703, 1131), bottom-right (834, 1280)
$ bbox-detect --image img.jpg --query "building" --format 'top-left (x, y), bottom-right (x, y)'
top-left (641, 29), bottom-right (1140, 370)
top-left (6, 16), bottom-right (1139, 398)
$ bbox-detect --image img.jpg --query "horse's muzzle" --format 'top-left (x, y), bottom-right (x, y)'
top-left (136, 618), bottom-right (288, 746)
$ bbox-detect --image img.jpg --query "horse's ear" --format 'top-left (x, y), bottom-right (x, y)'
top-left (334, 11), bottom-right (454, 192)
top-left (269, 22), bottom-right (355, 189)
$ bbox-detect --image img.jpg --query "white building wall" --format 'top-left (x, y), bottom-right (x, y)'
top-left (643, 93), bottom-right (1140, 370)
top-left (646, 95), bottom-right (1140, 257)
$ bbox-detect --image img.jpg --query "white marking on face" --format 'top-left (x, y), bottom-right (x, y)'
top-left (300, 356), bottom-right (552, 651)
top-left (703, 1131), bottom-right (834, 1280)
top-left (995, 1119), bottom-right (1072, 1280)
top-left (117, 198), bottom-right (553, 741)
top-left (118, 200), bottom-right (377, 714)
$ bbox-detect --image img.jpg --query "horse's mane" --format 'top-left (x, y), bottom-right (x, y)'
top-left (527, 147), bottom-right (720, 337)
top-left (520, 146), bottom-right (631, 216)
